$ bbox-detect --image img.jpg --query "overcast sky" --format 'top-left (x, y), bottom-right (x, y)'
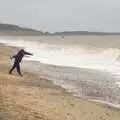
top-left (0, 0), bottom-right (119, 32)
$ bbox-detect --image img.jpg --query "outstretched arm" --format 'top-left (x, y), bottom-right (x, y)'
top-left (24, 51), bottom-right (33, 56)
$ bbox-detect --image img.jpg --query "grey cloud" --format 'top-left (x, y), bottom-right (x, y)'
top-left (0, 0), bottom-right (119, 32)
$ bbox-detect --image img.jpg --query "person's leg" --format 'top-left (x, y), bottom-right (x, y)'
top-left (9, 62), bottom-right (17, 74)
top-left (16, 64), bottom-right (23, 76)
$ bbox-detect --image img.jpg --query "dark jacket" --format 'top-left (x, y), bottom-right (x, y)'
top-left (12, 49), bottom-right (33, 63)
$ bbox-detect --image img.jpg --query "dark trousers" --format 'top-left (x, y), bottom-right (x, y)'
top-left (9, 61), bottom-right (22, 76)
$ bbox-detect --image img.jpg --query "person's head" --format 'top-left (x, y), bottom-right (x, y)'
top-left (18, 49), bottom-right (25, 54)
top-left (20, 49), bottom-right (25, 52)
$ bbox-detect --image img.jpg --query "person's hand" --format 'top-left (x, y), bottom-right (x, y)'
top-left (10, 56), bottom-right (12, 60)
top-left (30, 53), bottom-right (33, 56)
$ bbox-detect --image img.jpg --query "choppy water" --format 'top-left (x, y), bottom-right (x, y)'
top-left (0, 36), bottom-right (120, 107)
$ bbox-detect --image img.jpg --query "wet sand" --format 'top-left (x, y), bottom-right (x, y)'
top-left (0, 43), bottom-right (120, 120)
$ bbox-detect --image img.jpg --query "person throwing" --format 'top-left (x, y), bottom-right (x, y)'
top-left (9, 49), bottom-right (33, 76)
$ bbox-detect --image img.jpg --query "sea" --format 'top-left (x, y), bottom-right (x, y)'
top-left (0, 35), bottom-right (120, 108)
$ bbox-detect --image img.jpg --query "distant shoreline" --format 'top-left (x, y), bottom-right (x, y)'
top-left (0, 23), bottom-right (120, 36)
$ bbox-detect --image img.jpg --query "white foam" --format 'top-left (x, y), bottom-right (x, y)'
top-left (90, 99), bottom-right (120, 108)
top-left (116, 82), bottom-right (120, 87)
top-left (1, 37), bottom-right (120, 79)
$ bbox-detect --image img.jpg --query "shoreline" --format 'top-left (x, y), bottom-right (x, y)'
top-left (1, 42), bottom-right (120, 108)
top-left (22, 60), bottom-right (120, 109)
top-left (0, 43), bottom-right (120, 120)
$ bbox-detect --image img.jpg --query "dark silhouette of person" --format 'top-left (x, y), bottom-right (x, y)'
top-left (9, 49), bottom-right (33, 76)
